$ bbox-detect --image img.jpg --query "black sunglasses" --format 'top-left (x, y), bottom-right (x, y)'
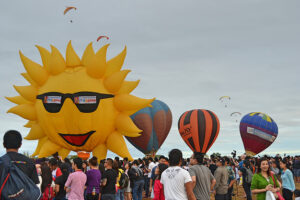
top-left (36, 91), bottom-right (114, 113)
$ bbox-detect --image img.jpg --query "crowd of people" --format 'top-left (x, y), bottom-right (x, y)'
top-left (1, 130), bottom-right (300, 200)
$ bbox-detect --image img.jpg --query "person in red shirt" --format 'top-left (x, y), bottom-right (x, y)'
top-left (49, 158), bottom-right (62, 181)
top-left (153, 163), bottom-right (168, 200)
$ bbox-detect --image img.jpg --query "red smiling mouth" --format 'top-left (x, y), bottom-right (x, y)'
top-left (59, 131), bottom-right (95, 147)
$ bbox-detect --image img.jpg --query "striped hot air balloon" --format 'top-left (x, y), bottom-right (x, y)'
top-left (178, 109), bottom-right (220, 153)
top-left (240, 112), bottom-right (278, 156)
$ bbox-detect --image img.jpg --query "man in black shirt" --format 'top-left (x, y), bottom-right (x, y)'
top-left (101, 158), bottom-right (117, 200)
top-left (0, 130), bottom-right (39, 184)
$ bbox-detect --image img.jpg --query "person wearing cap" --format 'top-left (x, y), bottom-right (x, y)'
top-left (189, 152), bottom-right (216, 200)
top-left (214, 157), bottom-right (229, 200)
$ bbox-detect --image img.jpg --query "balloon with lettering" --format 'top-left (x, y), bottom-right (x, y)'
top-left (6, 41), bottom-right (154, 160)
top-left (240, 112), bottom-right (278, 156)
top-left (178, 109), bottom-right (220, 154)
top-left (126, 100), bottom-right (172, 156)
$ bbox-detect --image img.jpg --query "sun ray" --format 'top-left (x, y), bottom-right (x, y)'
top-left (105, 46), bottom-right (127, 77)
top-left (5, 96), bottom-right (30, 105)
top-left (19, 51), bottom-right (48, 86)
top-left (86, 44), bottom-right (109, 78)
top-left (92, 143), bottom-right (107, 161)
top-left (32, 137), bottom-right (47, 156)
top-left (117, 80), bottom-right (140, 94)
top-left (116, 114), bottom-right (141, 137)
top-left (24, 123), bottom-right (45, 140)
top-left (21, 73), bottom-right (38, 87)
top-left (35, 45), bottom-right (51, 71)
top-left (38, 140), bottom-right (61, 158)
top-left (58, 148), bottom-right (71, 159)
top-left (24, 121), bottom-right (34, 128)
top-left (81, 42), bottom-right (95, 66)
top-left (49, 45), bottom-right (66, 75)
top-left (114, 94), bottom-right (154, 112)
top-left (7, 104), bottom-right (36, 120)
top-left (13, 85), bottom-right (37, 102)
top-left (66, 41), bottom-right (81, 67)
top-left (106, 131), bottom-right (133, 160)
top-left (104, 70), bottom-right (131, 93)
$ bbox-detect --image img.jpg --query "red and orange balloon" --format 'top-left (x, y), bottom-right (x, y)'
top-left (178, 109), bottom-right (220, 154)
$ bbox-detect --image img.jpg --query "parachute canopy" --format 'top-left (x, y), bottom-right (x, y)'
top-left (219, 96), bottom-right (231, 107)
top-left (230, 112), bottom-right (241, 117)
top-left (97, 36), bottom-right (109, 42)
top-left (240, 112), bottom-right (278, 156)
top-left (64, 7), bottom-right (77, 15)
top-left (126, 100), bottom-right (172, 156)
top-left (231, 112), bottom-right (242, 122)
top-left (178, 109), bottom-right (220, 154)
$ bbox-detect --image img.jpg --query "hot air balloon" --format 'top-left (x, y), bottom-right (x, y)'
top-left (240, 112), bottom-right (278, 156)
top-left (97, 36), bottom-right (109, 42)
top-left (178, 109), bottom-right (220, 154)
top-left (77, 151), bottom-right (90, 161)
top-left (219, 96), bottom-right (231, 107)
top-left (231, 112), bottom-right (242, 122)
top-left (126, 100), bottom-right (172, 156)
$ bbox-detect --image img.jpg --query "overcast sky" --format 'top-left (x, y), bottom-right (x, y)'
top-left (0, 0), bottom-right (299, 158)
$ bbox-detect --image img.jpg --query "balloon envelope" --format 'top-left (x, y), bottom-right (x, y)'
top-left (126, 100), bottom-right (172, 155)
top-left (178, 109), bottom-right (220, 154)
top-left (240, 112), bottom-right (278, 156)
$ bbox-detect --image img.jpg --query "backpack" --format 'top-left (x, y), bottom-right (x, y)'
top-left (118, 170), bottom-right (129, 189)
top-left (244, 168), bottom-right (253, 184)
top-left (0, 154), bottom-right (41, 200)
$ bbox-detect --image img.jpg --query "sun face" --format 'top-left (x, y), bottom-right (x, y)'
top-left (6, 41), bottom-right (154, 160)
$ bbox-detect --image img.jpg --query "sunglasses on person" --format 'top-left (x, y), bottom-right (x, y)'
top-left (36, 92), bottom-right (114, 113)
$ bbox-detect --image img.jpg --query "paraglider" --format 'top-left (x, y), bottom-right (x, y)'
top-left (240, 112), bottom-right (278, 156)
top-left (64, 7), bottom-right (77, 23)
top-left (178, 109), bottom-right (220, 154)
top-left (6, 41), bottom-right (154, 160)
top-left (97, 36), bottom-right (109, 42)
top-left (219, 96), bottom-right (231, 107)
top-left (126, 100), bottom-right (172, 156)
top-left (230, 112), bottom-right (242, 122)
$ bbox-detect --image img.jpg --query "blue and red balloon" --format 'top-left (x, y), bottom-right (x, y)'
top-left (240, 112), bottom-right (278, 156)
top-left (126, 100), bottom-right (172, 155)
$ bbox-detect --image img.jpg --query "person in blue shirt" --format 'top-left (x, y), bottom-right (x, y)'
top-left (280, 159), bottom-right (295, 200)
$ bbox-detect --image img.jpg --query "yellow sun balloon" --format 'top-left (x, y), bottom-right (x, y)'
top-left (6, 41), bottom-right (155, 160)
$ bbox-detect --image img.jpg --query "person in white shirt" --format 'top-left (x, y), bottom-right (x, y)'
top-left (161, 149), bottom-right (196, 200)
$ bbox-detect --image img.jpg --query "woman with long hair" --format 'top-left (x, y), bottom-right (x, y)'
top-left (41, 164), bottom-right (54, 200)
top-left (153, 163), bottom-right (168, 200)
top-left (251, 158), bottom-right (281, 200)
top-left (54, 163), bottom-right (70, 200)
top-left (280, 159), bottom-right (295, 200)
